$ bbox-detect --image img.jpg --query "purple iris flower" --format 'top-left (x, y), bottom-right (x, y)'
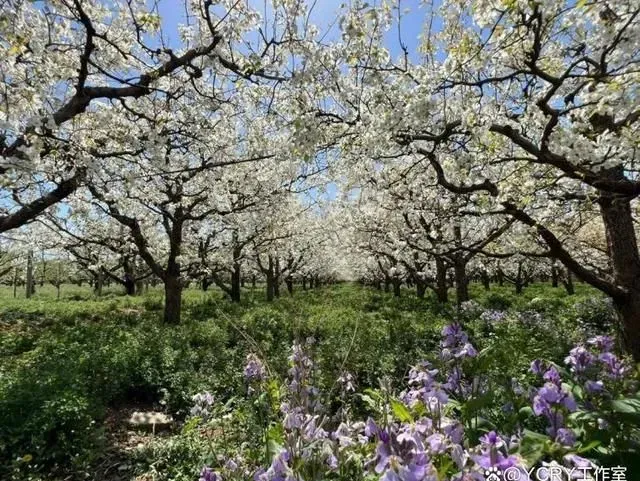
top-left (244, 353), bottom-right (266, 382)
top-left (199, 467), bottom-right (219, 481)
top-left (564, 346), bottom-right (595, 374)
top-left (555, 428), bottom-right (576, 447)
top-left (585, 380), bottom-right (604, 394)
top-left (587, 335), bottom-right (614, 353)
top-left (543, 367), bottom-right (561, 385)
top-left (599, 352), bottom-right (627, 379)
top-left (365, 417), bottom-right (380, 438)
top-left (530, 360), bottom-right (545, 375)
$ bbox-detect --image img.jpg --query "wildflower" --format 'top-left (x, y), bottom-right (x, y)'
top-left (337, 371), bottom-right (356, 393)
top-left (404, 361), bottom-right (448, 410)
top-left (224, 458), bottom-right (238, 471)
top-left (255, 450), bottom-right (294, 481)
top-left (440, 323), bottom-right (477, 360)
top-left (584, 380), bottom-right (604, 394)
top-left (480, 310), bottom-right (506, 323)
top-left (191, 391), bottom-right (215, 419)
top-left (426, 433), bottom-right (447, 454)
top-left (373, 426), bottom-right (432, 481)
top-left (587, 335), bottom-right (615, 353)
top-left (531, 367), bottom-right (577, 441)
top-left (441, 323), bottom-right (469, 349)
top-left (479, 431), bottom-right (505, 450)
top-left (598, 352), bottom-right (628, 379)
top-left (244, 353), bottom-right (266, 382)
top-left (517, 310), bottom-right (544, 326)
top-left (440, 324), bottom-right (478, 399)
top-left (563, 453), bottom-right (596, 472)
top-left (542, 366), bottom-right (561, 385)
top-left (332, 422), bottom-right (355, 447)
top-left (287, 340), bottom-right (322, 413)
top-left (442, 419), bottom-right (464, 444)
top-left (365, 417), bottom-right (380, 438)
top-left (555, 428), bottom-right (576, 447)
top-left (199, 467), bottom-right (220, 481)
top-left (460, 300), bottom-right (484, 318)
top-left (472, 431), bottom-right (523, 471)
top-left (564, 346), bottom-right (595, 374)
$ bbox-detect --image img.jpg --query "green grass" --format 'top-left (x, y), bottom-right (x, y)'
top-left (0, 281), bottom-right (613, 479)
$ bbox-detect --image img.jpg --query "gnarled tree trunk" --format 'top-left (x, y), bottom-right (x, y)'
top-left (392, 277), bottom-right (401, 297)
top-left (164, 274), bottom-right (182, 324)
top-left (435, 257), bottom-right (448, 303)
top-left (563, 270), bottom-right (574, 296)
top-left (231, 249), bottom-right (241, 303)
top-left (453, 257), bottom-right (468, 304)
top-left (481, 270), bottom-right (490, 290)
top-left (266, 255), bottom-right (275, 302)
top-left (599, 187), bottom-right (640, 360)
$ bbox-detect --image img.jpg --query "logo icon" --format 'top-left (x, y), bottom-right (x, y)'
top-left (484, 466), bottom-right (502, 481)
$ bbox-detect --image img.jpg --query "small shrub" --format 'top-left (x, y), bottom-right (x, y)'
top-left (142, 295), bottom-right (164, 311)
top-left (483, 292), bottom-right (513, 310)
top-left (574, 297), bottom-right (618, 334)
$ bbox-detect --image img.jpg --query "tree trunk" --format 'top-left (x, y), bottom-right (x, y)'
top-left (551, 264), bottom-right (559, 288)
top-left (40, 253), bottom-right (46, 287)
top-left (231, 261), bottom-right (241, 303)
top-left (123, 275), bottom-right (135, 296)
top-left (515, 262), bottom-right (524, 295)
top-left (163, 275), bottom-right (182, 324)
top-left (384, 275), bottom-right (391, 292)
top-left (302, 276), bottom-right (307, 290)
top-left (13, 267), bottom-right (18, 298)
top-left (274, 257), bottom-right (281, 298)
top-left (599, 188), bottom-right (640, 359)
top-left (453, 257), bottom-right (469, 305)
top-left (286, 276), bottom-right (293, 295)
top-left (392, 278), bottom-right (401, 297)
top-left (416, 280), bottom-right (426, 299)
top-left (563, 270), bottom-right (575, 295)
top-left (95, 270), bottom-right (103, 296)
top-left (266, 256), bottom-right (275, 302)
top-left (515, 281), bottom-right (523, 294)
top-left (481, 270), bottom-right (490, 290)
top-left (26, 250), bottom-right (34, 298)
top-left (57, 264), bottom-right (62, 299)
top-left (435, 258), bottom-right (448, 303)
